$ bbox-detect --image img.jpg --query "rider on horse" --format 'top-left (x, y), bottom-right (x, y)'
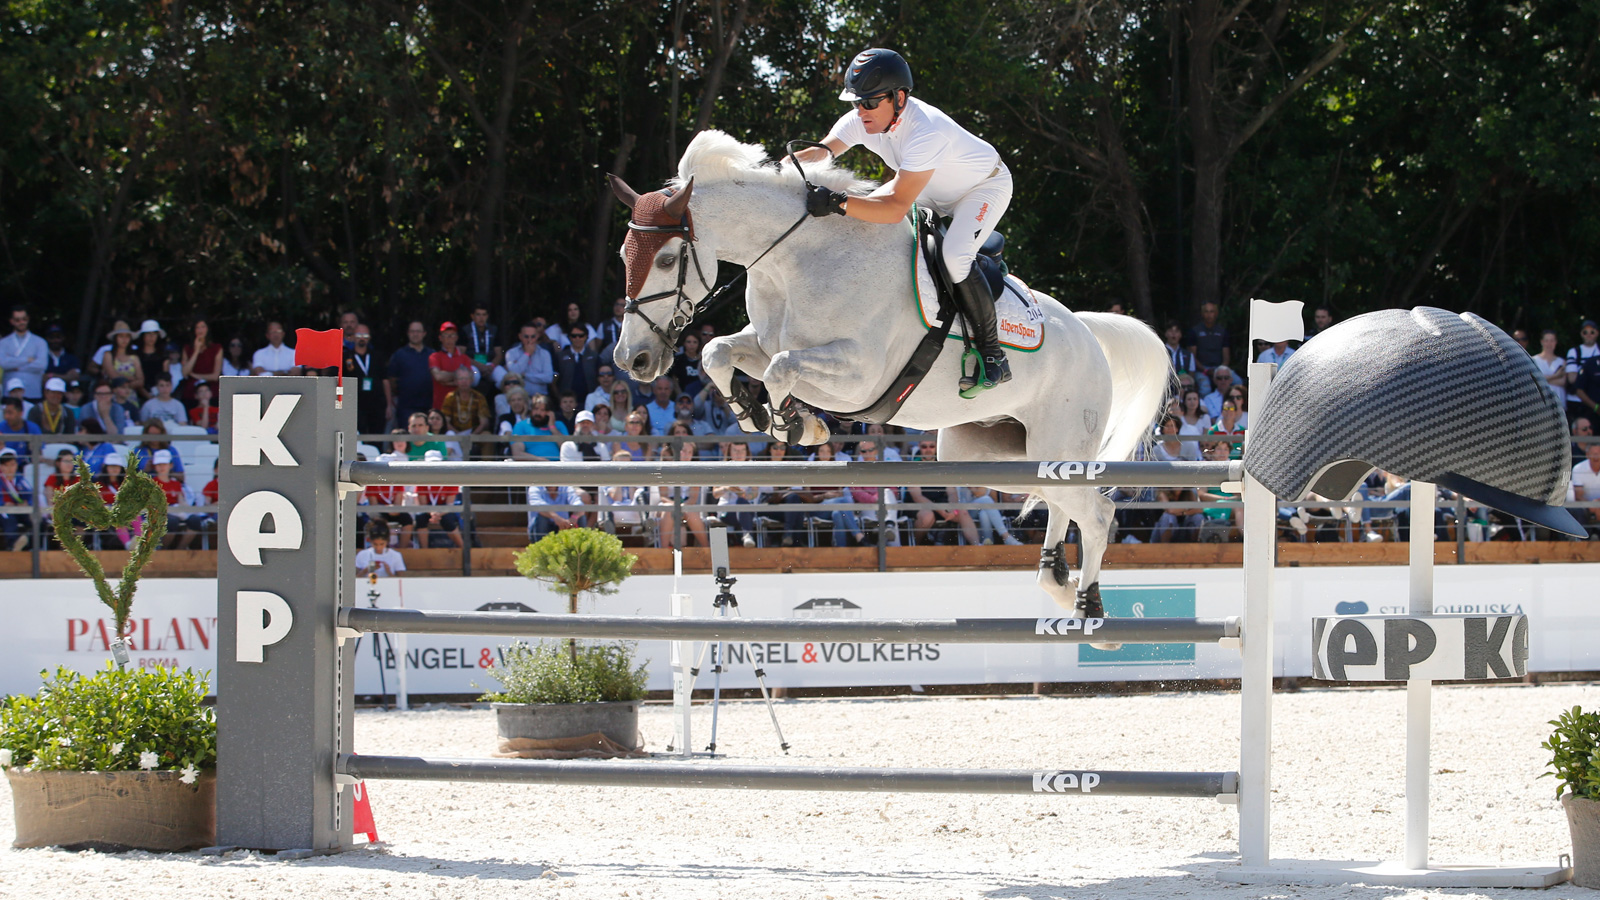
top-left (796, 47), bottom-right (1015, 396)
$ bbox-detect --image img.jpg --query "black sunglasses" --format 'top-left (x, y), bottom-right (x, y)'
top-left (852, 92), bottom-right (894, 111)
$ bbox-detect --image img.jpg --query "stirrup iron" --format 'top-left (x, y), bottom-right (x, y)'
top-left (958, 354), bottom-right (1012, 399)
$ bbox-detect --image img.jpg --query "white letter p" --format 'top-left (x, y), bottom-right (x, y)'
top-left (237, 591), bottom-right (294, 663)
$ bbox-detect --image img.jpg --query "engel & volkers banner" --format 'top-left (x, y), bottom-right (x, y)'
top-left (2, 565), bottom-right (1595, 697)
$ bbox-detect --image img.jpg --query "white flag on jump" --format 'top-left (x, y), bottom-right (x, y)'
top-left (1249, 299), bottom-right (1306, 343)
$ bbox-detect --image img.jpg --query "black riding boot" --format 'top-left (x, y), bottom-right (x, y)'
top-left (953, 270), bottom-right (1012, 397)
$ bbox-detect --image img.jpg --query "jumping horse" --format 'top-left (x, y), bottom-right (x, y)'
top-left (608, 130), bottom-right (1171, 622)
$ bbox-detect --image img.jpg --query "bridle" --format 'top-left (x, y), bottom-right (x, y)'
top-left (622, 198), bottom-right (717, 349)
top-left (621, 140), bottom-right (833, 351)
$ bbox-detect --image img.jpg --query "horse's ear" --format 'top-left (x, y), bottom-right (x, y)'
top-left (608, 173), bottom-right (640, 210)
top-left (662, 177), bottom-right (694, 221)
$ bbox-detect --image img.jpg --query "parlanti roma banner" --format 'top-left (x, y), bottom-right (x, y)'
top-left (1, 565), bottom-right (1595, 697)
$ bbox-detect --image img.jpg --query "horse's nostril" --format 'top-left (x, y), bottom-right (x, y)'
top-left (632, 352), bottom-right (650, 373)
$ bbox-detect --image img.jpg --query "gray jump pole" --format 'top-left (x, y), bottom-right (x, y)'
top-left (340, 755), bottom-right (1238, 798)
top-left (214, 374), bottom-right (1279, 863)
top-left (339, 608), bottom-right (1240, 644)
top-left (344, 459), bottom-right (1242, 489)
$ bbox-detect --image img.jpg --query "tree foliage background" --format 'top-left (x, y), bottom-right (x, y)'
top-left (1, 0), bottom-right (1597, 359)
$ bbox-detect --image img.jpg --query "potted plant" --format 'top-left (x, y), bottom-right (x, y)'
top-left (1, 666), bottom-right (216, 850)
top-left (1545, 705), bottom-right (1600, 888)
top-left (480, 528), bottom-right (648, 757)
top-left (1, 460), bottom-right (217, 851)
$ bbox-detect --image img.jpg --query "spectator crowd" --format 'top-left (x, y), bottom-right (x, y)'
top-left (1, 299), bottom-right (1597, 553)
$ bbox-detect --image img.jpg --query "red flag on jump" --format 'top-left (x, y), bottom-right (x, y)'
top-left (295, 327), bottom-right (346, 408)
top-left (294, 327), bottom-right (344, 370)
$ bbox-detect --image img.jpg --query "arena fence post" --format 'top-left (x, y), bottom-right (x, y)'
top-left (216, 376), bottom-right (354, 853)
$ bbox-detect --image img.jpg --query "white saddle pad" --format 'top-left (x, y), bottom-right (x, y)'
top-left (911, 231), bottom-right (1046, 353)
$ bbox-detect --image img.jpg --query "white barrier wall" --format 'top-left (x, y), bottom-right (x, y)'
top-left (3, 564), bottom-right (1594, 697)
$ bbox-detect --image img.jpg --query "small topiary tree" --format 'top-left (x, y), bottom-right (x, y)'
top-left (513, 527), bottom-right (637, 664)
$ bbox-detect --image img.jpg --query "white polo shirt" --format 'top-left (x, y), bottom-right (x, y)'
top-left (1572, 459), bottom-right (1600, 502)
top-left (251, 342), bottom-right (297, 375)
top-left (825, 97), bottom-right (1001, 214)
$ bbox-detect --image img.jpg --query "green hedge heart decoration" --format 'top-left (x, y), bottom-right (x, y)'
top-left (51, 458), bottom-right (169, 641)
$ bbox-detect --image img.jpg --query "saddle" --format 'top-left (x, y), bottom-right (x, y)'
top-left (822, 208), bottom-right (1009, 425)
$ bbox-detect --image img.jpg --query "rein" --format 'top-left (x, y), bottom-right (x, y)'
top-left (623, 140), bottom-right (834, 347)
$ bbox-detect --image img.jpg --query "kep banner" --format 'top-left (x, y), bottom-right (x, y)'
top-left (2, 565), bottom-right (1594, 697)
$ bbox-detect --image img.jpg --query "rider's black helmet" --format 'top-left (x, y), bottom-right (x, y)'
top-left (838, 48), bottom-right (913, 102)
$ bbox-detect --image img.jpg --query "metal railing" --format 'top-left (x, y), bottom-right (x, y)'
top-left (5, 430), bottom-right (1596, 577)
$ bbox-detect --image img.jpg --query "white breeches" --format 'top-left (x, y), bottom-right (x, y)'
top-left (938, 166), bottom-right (1013, 283)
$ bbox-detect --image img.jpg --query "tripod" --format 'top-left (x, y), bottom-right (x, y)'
top-left (667, 524), bottom-right (790, 756)
top-left (354, 577), bottom-right (403, 710)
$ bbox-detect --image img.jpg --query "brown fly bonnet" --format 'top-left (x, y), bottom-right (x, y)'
top-left (609, 175), bottom-right (695, 300)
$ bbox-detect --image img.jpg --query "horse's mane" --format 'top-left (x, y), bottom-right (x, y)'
top-left (672, 130), bottom-right (876, 195)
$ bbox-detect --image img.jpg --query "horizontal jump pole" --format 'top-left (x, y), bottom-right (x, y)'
top-left (340, 609), bottom-right (1240, 644)
top-left (341, 459), bottom-right (1242, 489)
top-left (339, 755), bottom-right (1238, 798)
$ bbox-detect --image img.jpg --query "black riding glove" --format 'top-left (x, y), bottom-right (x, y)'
top-left (805, 184), bottom-right (848, 218)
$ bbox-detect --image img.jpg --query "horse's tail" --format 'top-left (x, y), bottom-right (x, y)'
top-left (1078, 312), bottom-right (1173, 462)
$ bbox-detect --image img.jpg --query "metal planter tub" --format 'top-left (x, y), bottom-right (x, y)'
top-left (1564, 793), bottom-right (1600, 889)
top-left (492, 701), bottom-right (642, 758)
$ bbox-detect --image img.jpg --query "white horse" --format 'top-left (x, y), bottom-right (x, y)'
top-left (608, 130), bottom-right (1170, 618)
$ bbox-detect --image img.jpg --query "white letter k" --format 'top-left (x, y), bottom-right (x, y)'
top-left (231, 394), bottom-right (301, 467)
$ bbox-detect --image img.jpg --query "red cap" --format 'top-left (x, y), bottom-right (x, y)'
top-left (439, 321), bottom-right (458, 333)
